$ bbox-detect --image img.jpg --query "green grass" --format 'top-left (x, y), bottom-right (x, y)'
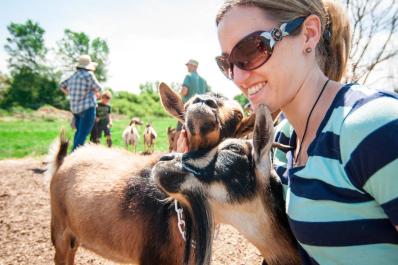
top-left (0, 116), bottom-right (177, 160)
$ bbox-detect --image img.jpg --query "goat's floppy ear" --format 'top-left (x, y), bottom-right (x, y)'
top-left (234, 113), bottom-right (256, 138)
top-left (253, 105), bottom-right (274, 165)
top-left (159, 82), bottom-right (185, 123)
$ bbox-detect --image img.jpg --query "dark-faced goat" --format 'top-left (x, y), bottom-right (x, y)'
top-left (152, 105), bottom-right (300, 265)
top-left (48, 82), bottom-right (255, 265)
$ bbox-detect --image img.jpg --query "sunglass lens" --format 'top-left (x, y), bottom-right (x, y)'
top-left (216, 56), bottom-right (233, 79)
top-left (232, 35), bottom-right (271, 70)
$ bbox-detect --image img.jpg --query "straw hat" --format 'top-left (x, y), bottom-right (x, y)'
top-left (76, 55), bottom-right (97, 71)
top-left (185, 59), bottom-right (199, 67)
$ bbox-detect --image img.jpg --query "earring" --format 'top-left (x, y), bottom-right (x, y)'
top-left (305, 47), bottom-right (312, 53)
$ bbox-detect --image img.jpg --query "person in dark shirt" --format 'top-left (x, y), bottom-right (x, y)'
top-left (90, 90), bottom-right (112, 147)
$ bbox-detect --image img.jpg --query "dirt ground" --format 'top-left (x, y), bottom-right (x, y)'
top-left (0, 157), bottom-right (262, 265)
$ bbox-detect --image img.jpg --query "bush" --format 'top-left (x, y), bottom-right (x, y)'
top-left (111, 89), bottom-right (168, 118)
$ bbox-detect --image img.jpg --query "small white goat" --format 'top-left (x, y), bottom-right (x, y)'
top-left (143, 123), bottom-right (157, 154)
top-left (122, 117), bottom-right (143, 153)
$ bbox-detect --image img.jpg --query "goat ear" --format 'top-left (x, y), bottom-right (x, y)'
top-left (159, 82), bottom-right (185, 123)
top-left (253, 105), bottom-right (274, 164)
top-left (234, 113), bottom-right (256, 138)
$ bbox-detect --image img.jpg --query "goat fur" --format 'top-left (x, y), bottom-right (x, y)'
top-left (122, 118), bottom-right (142, 153)
top-left (143, 124), bottom-right (157, 154)
top-left (49, 82), bottom-right (257, 265)
top-left (49, 139), bottom-right (192, 265)
top-left (152, 105), bottom-right (300, 265)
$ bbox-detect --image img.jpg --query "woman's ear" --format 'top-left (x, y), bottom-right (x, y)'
top-left (301, 14), bottom-right (322, 52)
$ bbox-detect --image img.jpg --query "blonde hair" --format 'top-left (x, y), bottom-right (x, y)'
top-left (101, 90), bottom-right (112, 99)
top-left (216, 0), bottom-right (351, 81)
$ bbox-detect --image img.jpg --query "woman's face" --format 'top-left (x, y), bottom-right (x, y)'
top-left (217, 6), bottom-right (309, 112)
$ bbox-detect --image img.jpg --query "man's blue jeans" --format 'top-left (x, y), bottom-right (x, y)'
top-left (72, 107), bottom-right (96, 151)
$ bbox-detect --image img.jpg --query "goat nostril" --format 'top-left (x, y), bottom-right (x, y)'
top-left (192, 97), bottom-right (201, 104)
top-left (159, 154), bottom-right (175, 162)
top-left (205, 99), bottom-right (217, 108)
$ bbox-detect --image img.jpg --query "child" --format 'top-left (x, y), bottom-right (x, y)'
top-left (90, 90), bottom-right (113, 147)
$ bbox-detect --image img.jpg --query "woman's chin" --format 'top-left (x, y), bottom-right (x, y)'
top-left (250, 100), bottom-right (276, 113)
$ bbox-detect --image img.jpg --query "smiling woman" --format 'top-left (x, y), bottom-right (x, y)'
top-left (213, 0), bottom-right (398, 264)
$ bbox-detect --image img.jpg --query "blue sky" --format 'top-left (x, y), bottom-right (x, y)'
top-left (0, 0), bottom-right (242, 98)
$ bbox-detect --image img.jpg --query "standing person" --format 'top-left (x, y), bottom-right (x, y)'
top-left (180, 59), bottom-right (209, 103)
top-left (178, 0), bottom-right (398, 264)
top-left (60, 55), bottom-right (102, 151)
top-left (174, 59), bottom-right (210, 151)
top-left (90, 90), bottom-right (113, 147)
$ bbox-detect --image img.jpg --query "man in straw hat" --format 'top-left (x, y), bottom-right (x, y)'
top-left (60, 54), bottom-right (102, 151)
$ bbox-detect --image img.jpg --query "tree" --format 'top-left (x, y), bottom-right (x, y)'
top-left (1, 67), bottom-right (67, 109)
top-left (4, 20), bottom-right (46, 73)
top-left (57, 29), bottom-right (109, 81)
top-left (3, 20), bottom-right (68, 110)
top-left (0, 71), bottom-right (10, 103)
top-left (344, 0), bottom-right (398, 88)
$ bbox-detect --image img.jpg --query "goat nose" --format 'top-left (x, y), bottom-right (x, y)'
top-left (193, 96), bottom-right (217, 108)
top-left (159, 153), bottom-right (176, 162)
top-left (192, 97), bottom-right (203, 104)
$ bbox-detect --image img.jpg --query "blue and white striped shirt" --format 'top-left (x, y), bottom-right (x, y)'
top-left (273, 84), bottom-right (398, 265)
top-left (60, 69), bottom-right (102, 114)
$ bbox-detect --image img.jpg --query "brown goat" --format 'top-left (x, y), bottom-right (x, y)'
top-left (143, 123), bottom-right (157, 154)
top-left (152, 105), bottom-right (300, 265)
top-left (167, 127), bottom-right (177, 152)
top-left (49, 141), bottom-right (188, 265)
top-left (159, 82), bottom-right (255, 151)
top-left (48, 84), bottom-right (257, 265)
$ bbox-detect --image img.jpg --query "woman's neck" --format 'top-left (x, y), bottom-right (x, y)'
top-left (282, 68), bottom-right (331, 140)
top-left (281, 68), bottom-right (342, 166)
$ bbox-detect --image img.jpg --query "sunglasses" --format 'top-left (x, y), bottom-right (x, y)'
top-left (215, 17), bottom-right (306, 80)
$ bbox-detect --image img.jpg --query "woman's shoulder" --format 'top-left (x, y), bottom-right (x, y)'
top-left (341, 83), bottom-right (398, 128)
top-left (324, 83), bottom-right (398, 135)
top-left (339, 84), bottom-right (398, 162)
top-left (338, 83), bottom-right (398, 111)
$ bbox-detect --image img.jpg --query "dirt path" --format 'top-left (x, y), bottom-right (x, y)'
top-left (0, 158), bottom-right (262, 265)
